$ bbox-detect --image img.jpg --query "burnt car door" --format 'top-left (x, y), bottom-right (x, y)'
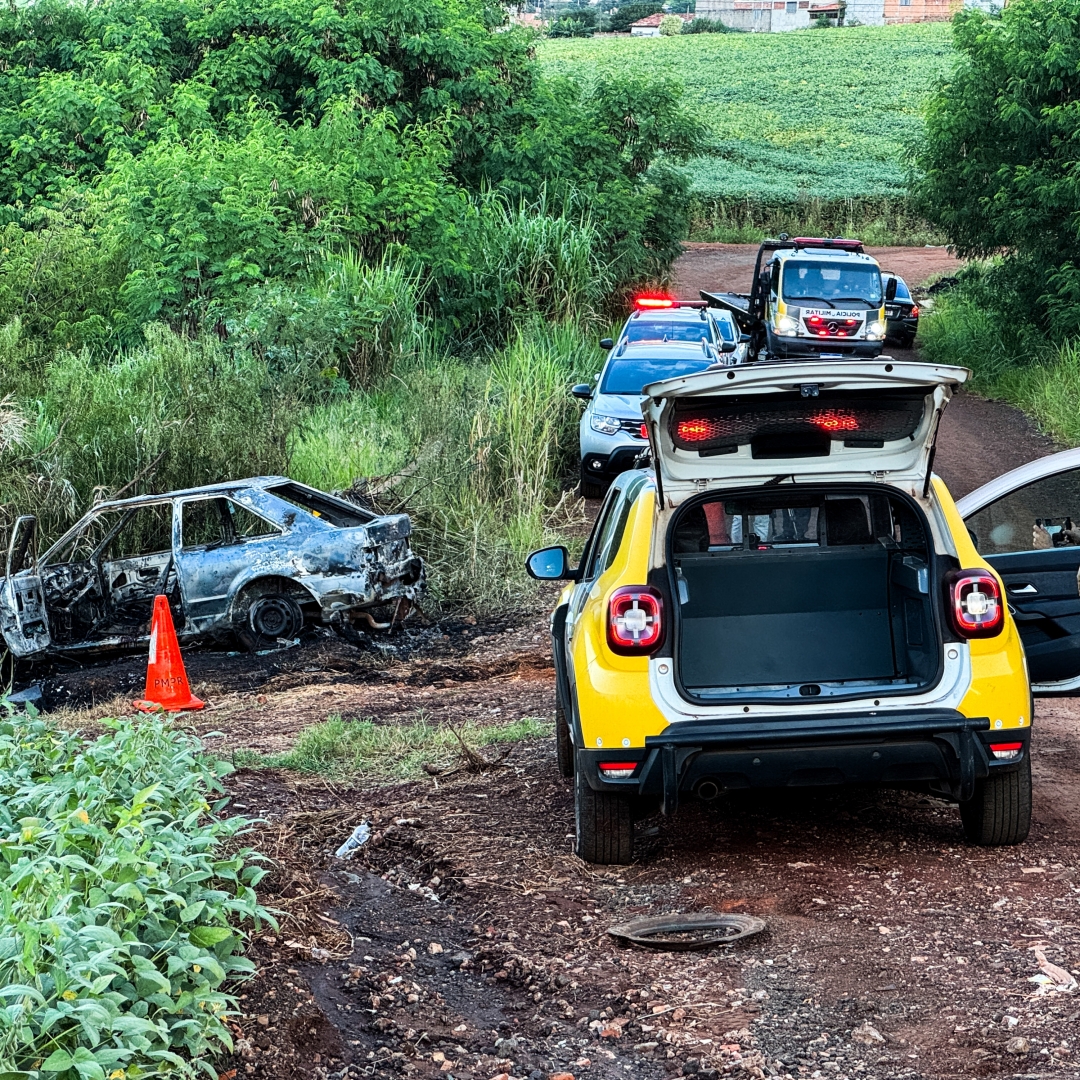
top-left (174, 496), bottom-right (284, 632)
top-left (97, 501), bottom-right (180, 635)
top-left (0, 516), bottom-right (52, 656)
top-left (958, 448), bottom-right (1080, 690)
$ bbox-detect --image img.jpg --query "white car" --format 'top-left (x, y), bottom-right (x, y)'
top-left (574, 339), bottom-right (728, 498)
top-left (602, 300), bottom-right (748, 363)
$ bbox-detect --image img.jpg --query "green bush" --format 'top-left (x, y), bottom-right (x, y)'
top-left (0, 711), bottom-right (267, 1080)
top-left (682, 17), bottom-right (735, 33)
top-left (659, 15), bottom-right (684, 35)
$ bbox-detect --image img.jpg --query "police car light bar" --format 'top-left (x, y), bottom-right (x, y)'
top-left (633, 297), bottom-right (708, 310)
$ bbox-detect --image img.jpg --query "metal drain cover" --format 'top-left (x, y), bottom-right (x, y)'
top-left (607, 912), bottom-right (766, 951)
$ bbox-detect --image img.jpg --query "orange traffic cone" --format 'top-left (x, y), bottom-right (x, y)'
top-left (133, 595), bottom-right (205, 713)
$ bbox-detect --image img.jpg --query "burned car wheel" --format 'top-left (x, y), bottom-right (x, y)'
top-left (237, 592), bottom-right (304, 651)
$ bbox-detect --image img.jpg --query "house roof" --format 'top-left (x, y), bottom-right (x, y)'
top-left (630, 11), bottom-right (694, 25)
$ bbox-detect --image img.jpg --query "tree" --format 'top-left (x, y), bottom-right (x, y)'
top-left (608, 2), bottom-right (663, 31)
top-left (913, 0), bottom-right (1080, 337)
top-left (658, 14), bottom-right (684, 34)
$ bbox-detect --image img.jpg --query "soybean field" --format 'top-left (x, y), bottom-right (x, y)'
top-left (540, 24), bottom-right (954, 203)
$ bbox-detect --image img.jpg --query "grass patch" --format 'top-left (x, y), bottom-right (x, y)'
top-left (238, 714), bottom-right (553, 782)
top-left (290, 320), bottom-right (593, 614)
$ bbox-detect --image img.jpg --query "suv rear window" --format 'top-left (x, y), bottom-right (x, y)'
top-left (670, 389), bottom-right (926, 458)
top-left (267, 483), bottom-right (374, 527)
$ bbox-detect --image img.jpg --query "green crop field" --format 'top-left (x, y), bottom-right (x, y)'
top-left (539, 23), bottom-right (954, 203)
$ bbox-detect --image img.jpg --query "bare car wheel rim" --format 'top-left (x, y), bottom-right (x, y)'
top-left (249, 596), bottom-right (301, 641)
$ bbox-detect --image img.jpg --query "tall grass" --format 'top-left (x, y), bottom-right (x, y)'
top-left (0, 321), bottom-right (292, 543)
top-left (290, 320), bottom-right (592, 612)
top-left (919, 290), bottom-right (1080, 447)
top-left (465, 192), bottom-right (613, 336)
top-left (687, 195), bottom-right (945, 246)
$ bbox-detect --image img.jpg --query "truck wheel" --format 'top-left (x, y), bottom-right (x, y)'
top-left (575, 765), bottom-right (633, 864)
top-left (960, 755), bottom-right (1031, 846)
top-left (579, 474), bottom-right (604, 500)
top-left (555, 701), bottom-right (574, 778)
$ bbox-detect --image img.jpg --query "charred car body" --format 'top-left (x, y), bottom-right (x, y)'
top-left (0, 477), bottom-right (424, 657)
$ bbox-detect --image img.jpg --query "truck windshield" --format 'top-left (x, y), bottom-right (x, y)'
top-left (782, 261), bottom-right (883, 307)
top-left (601, 357), bottom-right (715, 395)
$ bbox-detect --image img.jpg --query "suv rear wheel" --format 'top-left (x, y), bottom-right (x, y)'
top-left (574, 764), bottom-right (633, 864)
top-left (960, 755), bottom-right (1032, 846)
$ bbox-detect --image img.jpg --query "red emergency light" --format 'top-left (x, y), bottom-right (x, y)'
top-left (792, 237), bottom-right (864, 251)
top-left (633, 296), bottom-right (708, 311)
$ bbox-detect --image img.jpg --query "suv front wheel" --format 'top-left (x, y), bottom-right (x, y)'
top-left (574, 763), bottom-right (633, 864)
top-left (960, 754), bottom-right (1032, 846)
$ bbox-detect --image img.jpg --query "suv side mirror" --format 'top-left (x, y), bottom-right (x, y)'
top-left (885, 277), bottom-right (898, 302)
top-left (720, 340), bottom-right (737, 354)
top-left (571, 383), bottom-right (593, 401)
top-left (739, 333), bottom-right (751, 343)
top-left (599, 338), bottom-right (614, 350)
top-left (526, 546), bottom-right (576, 581)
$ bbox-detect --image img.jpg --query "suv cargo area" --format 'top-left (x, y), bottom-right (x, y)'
top-left (669, 487), bottom-right (943, 703)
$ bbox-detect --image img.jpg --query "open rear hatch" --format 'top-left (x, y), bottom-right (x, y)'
top-left (642, 359), bottom-right (969, 503)
top-left (644, 360), bottom-right (971, 705)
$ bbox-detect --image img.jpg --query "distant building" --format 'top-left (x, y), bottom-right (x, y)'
top-left (630, 11), bottom-right (695, 34)
top-left (695, 0), bottom-right (960, 29)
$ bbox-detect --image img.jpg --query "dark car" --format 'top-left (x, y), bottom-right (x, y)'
top-left (882, 272), bottom-right (920, 348)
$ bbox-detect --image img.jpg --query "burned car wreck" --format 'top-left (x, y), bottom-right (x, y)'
top-left (0, 477), bottom-right (425, 657)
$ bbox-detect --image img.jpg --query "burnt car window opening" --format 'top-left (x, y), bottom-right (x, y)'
top-left (183, 498), bottom-right (281, 549)
top-left (267, 482), bottom-right (374, 528)
top-left (182, 499), bottom-right (228, 549)
top-left (782, 262), bottom-right (883, 306)
top-left (44, 513), bottom-right (118, 565)
top-left (105, 504), bottom-right (173, 560)
top-left (228, 500), bottom-right (279, 539)
top-left (623, 320), bottom-right (710, 345)
top-left (600, 357), bottom-right (715, 395)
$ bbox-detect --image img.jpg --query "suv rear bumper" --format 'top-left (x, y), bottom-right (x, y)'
top-left (580, 710), bottom-right (1027, 811)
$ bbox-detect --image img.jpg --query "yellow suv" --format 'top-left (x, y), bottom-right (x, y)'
top-left (528, 360), bottom-right (1033, 863)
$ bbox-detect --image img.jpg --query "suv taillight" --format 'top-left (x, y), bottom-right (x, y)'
top-left (946, 569), bottom-right (1003, 638)
top-left (607, 586), bottom-right (663, 655)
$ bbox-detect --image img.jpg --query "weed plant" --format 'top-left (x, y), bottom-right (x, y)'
top-left (0, 712), bottom-right (267, 1079)
top-left (243, 713), bottom-right (551, 781)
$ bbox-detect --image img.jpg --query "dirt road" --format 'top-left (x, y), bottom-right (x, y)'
top-left (47, 245), bottom-right (1080, 1080)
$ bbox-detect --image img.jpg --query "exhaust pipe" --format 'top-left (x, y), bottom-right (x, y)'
top-left (696, 779), bottom-right (720, 802)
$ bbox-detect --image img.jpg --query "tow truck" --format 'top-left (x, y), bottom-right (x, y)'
top-left (701, 236), bottom-right (897, 361)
